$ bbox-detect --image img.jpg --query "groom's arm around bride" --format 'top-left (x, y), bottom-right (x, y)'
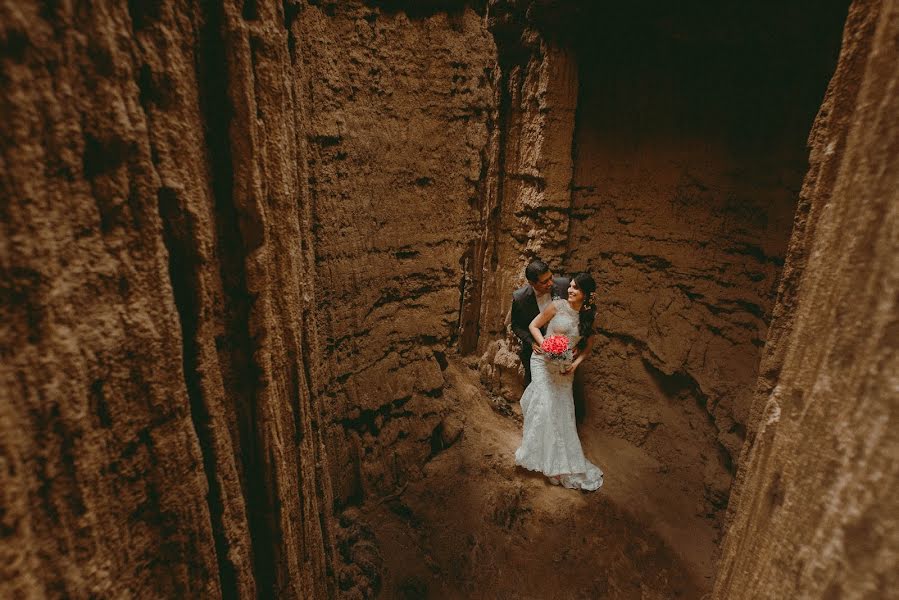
top-left (509, 264), bottom-right (569, 385)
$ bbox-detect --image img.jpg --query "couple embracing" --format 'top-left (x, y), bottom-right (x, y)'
top-left (510, 259), bottom-right (604, 491)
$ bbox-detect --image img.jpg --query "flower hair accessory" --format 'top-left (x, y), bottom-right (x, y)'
top-left (580, 292), bottom-right (592, 310)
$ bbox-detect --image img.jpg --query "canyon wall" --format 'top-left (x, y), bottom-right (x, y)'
top-left (564, 2), bottom-right (850, 521)
top-left (0, 1), bottom-right (337, 597)
top-left (1, 1), bottom-right (501, 597)
top-left (296, 1), bottom-right (496, 506)
top-left (715, 0), bottom-right (898, 597)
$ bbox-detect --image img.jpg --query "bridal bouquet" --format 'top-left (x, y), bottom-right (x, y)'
top-left (541, 335), bottom-right (573, 371)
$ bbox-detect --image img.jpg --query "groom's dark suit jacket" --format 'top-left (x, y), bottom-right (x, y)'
top-left (510, 276), bottom-right (570, 352)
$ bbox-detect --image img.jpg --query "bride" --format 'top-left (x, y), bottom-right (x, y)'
top-left (514, 272), bottom-right (604, 491)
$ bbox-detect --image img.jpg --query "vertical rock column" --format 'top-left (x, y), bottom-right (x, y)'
top-left (1, 1), bottom-right (228, 596)
top-left (295, 2), bottom-right (497, 506)
top-left (470, 40), bottom-right (578, 352)
top-left (469, 12), bottom-right (580, 399)
top-left (715, 1), bottom-right (898, 597)
top-left (1, 0), bottom-right (336, 597)
top-left (208, 1), bottom-right (336, 597)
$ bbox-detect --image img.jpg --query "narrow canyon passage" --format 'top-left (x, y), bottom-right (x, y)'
top-left (561, 0), bottom-right (851, 565)
top-left (3, 1), bottom-right (895, 599)
top-left (472, 0), bottom-right (848, 583)
top-left (327, 1), bottom-right (852, 597)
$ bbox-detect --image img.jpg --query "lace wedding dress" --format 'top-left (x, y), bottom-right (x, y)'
top-left (515, 299), bottom-right (604, 491)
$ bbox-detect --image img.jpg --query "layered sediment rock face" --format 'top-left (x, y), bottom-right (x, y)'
top-left (1, 1), bottom-right (501, 597)
top-left (296, 1), bottom-right (496, 503)
top-left (715, 1), bottom-right (898, 597)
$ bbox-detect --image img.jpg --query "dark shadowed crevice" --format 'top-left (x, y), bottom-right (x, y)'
top-left (197, 1), bottom-right (275, 597)
top-left (641, 358), bottom-right (736, 480)
top-left (293, 312), bottom-right (339, 589)
top-left (242, 0), bottom-right (259, 21)
top-left (282, 0), bottom-right (302, 63)
top-left (456, 51), bottom-right (515, 353)
top-left (563, 60), bottom-right (584, 265)
top-left (454, 66), bottom-right (500, 351)
top-left (740, 1), bottom-right (879, 456)
top-left (490, 55), bottom-right (515, 272)
top-left (131, 8), bottom-right (238, 588)
top-left (126, 0), bottom-right (162, 31)
top-left (454, 242), bottom-right (476, 348)
top-left (156, 186), bottom-right (237, 600)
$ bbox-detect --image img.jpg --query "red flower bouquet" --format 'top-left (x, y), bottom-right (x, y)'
top-left (541, 335), bottom-right (570, 356)
top-left (541, 335), bottom-right (573, 371)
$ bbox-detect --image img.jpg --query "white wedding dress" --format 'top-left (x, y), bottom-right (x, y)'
top-left (515, 299), bottom-right (604, 491)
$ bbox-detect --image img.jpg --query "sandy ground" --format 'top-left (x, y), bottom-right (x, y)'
top-left (346, 359), bottom-right (717, 599)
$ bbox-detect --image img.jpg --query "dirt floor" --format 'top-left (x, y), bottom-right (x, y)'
top-left (344, 358), bottom-right (718, 599)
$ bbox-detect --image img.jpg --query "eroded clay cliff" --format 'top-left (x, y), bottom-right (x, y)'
top-left (298, 1), bottom-right (495, 503)
top-left (2, 0), bottom-right (893, 598)
top-left (1, 0), bottom-right (501, 597)
top-left (714, 0), bottom-right (898, 596)
top-left (1, 1), bottom-right (336, 596)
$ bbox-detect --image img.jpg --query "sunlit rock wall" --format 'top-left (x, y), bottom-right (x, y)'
top-left (295, 2), bottom-right (497, 505)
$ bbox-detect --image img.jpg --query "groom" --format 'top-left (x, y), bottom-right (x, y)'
top-left (511, 259), bottom-right (586, 421)
top-left (511, 259), bottom-right (568, 384)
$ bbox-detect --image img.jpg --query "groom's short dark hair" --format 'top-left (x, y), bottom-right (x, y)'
top-left (525, 259), bottom-right (550, 282)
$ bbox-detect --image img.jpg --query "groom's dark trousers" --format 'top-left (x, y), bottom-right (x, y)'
top-left (511, 277), bottom-right (587, 423)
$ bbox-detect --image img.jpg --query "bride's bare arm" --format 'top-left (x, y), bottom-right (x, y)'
top-left (563, 334), bottom-right (595, 374)
top-left (528, 303), bottom-right (557, 350)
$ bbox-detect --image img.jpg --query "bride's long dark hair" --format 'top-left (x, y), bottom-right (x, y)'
top-left (572, 272), bottom-right (597, 338)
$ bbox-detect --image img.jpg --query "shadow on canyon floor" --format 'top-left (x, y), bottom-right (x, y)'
top-left (342, 357), bottom-right (717, 599)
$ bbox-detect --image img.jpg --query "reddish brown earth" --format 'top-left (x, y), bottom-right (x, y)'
top-left (1, 0), bottom-right (894, 599)
top-left (1, 1), bottom-right (335, 596)
top-left (351, 358), bottom-right (709, 599)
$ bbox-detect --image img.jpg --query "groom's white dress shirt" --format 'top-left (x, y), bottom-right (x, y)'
top-left (536, 291), bottom-right (552, 313)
